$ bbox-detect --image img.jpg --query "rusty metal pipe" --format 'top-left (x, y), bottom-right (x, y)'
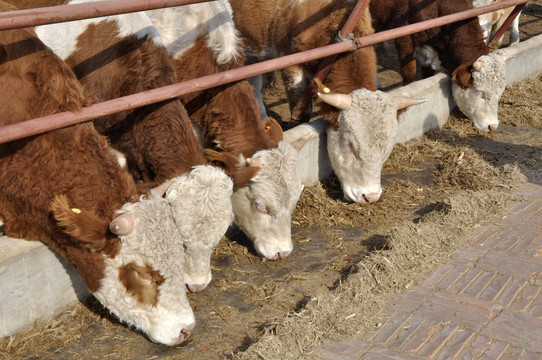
top-left (291, 0), bottom-right (371, 122)
top-left (0, 0), bottom-right (531, 144)
top-left (0, 0), bottom-right (210, 31)
top-left (488, 4), bottom-right (526, 48)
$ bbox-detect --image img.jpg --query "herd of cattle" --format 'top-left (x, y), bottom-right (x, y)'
top-left (0, 0), bottom-right (520, 346)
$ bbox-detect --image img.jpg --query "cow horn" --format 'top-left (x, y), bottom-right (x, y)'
top-left (472, 60), bottom-right (484, 72)
top-left (289, 131), bottom-right (314, 151)
top-left (393, 97), bottom-right (427, 110)
top-left (151, 178), bottom-right (176, 198)
top-left (109, 214), bottom-right (135, 236)
top-left (317, 92), bottom-right (352, 110)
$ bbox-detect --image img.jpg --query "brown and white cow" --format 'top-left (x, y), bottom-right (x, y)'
top-left (146, 2), bottom-right (310, 260)
top-left (228, 0), bottom-right (428, 204)
top-left (370, 0), bottom-right (509, 132)
top-left (0, 4), bottom-right (196, 344)
top-left (34, 0), bottom-right (234, 292)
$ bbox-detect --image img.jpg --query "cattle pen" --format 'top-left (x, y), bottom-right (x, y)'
top-left (1, 0), bottom-right (542, 359)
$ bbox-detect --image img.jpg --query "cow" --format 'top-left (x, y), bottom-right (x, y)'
top-left (146, 2), bottom-right (310, 260)
top-left (473, 0), bottom-right (521, 47)
top-left (369, 0), bottom-right (510, 132)
top-left (227, 0), bottom-right (429, 204)
top-left (0, 4), bottom-right (198, 344)
top-left (34, 0), bottom-right (235, 292)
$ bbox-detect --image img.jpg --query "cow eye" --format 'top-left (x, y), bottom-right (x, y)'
top-left (255, 202), bottom-right (270, 214)
top-left (476, 90), bottom-right (485, 99)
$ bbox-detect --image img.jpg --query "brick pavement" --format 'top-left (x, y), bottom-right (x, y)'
top-left (317, 179), bottom-right (542, 360)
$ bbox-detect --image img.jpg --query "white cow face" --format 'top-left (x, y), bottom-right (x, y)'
top-left (96, 182), bottom-right (195, 346)
top-left (231, 142), bottom-right (303, 260)
top-left (452, 51), bottom-right (507, 132)
top-left (320, 89), bottom-right (426, 204)
top-left (165, 165), bottom-right (234, 293)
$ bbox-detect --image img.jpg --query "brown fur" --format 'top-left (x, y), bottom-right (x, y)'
top-left (60, 19), bottom-right (207, 188)
top-left (173, 37), bottom-right (283, 187)
top-left (229, 0), bottom-right (377, 127)
top-left (370, 0), bottom-right (491, 84)
top-left (0, 4), bottom-right (138, 292)
top-left (119, 262), bottom-right (165, 306)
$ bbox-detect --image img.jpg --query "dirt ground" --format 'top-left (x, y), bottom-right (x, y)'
top-left (1, 1), bottom-right (542, 359)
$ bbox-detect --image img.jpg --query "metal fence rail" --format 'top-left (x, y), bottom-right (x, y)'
top-left (0, 0), bottom-right (531, 144)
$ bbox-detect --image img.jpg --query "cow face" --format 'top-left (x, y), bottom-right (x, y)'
top-left (165, 165), bottom-right (234, 293)
top-left (94, 186), bottom-right (194, 346)
top-left (231, 142), bottom-right (303, 260)
top-left (319, 89), bottom-right (426, 204)
top-left (451, 51), bottom-right (507, 132)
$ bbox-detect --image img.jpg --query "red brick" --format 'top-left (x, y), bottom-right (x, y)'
top-left (512, 232), bottom-right (541, 254)
top-left (510, 284), bottom-right (542, 313)
top-left (387, 288), bottom-right (433, 313)
top-left (423, 264), bottom-right (455, 288)
top-left (452, 247), bottom-right (487, 264)
top-left (481, 309), bottom-right (542, 353)
top-left (433, 265), bottom-right (470, 292)
top-left (385, 315), bottom-right (426, 349)
top-left (434, 328), bottom-right (475, 360)
top-left (498, 230), bottom-right (524, 251)
top-left (471, 226), bottom-right (502, 247)
top-left (448, 268), bottom-right (482, 295)
top-left (477, 250), bottom-right (542, 278)
top-left (401, 319), bottom-right (442, 353)
top-left (498, 278), bottom-right (528, 307)
top-left (362, 345), bottom-right (425, 360)
top-left (480, 274), bottom-right (512, 302)
top-left (416, 323), bottom-right (458, 358)
top-left (528, 302), bottom-right (542, 318)
top-left (479, 341), bottom-right (508, 360)
top-left (500, 346), bottom-right (525, 360)
top-left (463, 271), bottom-right (495, 298)
top-left (417, 292), bottom-right (500, 330)
top-left (521, 351), bottom-right (542, 360)
top-left (466, 335), bottom-right (492, 358)
top-left (369, 312), bottom-right (411, 344)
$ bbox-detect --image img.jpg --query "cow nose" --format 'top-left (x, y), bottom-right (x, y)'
top-left (178, 328), bottom-right (192, 343)
top-left (362, 192), bottom-right (381, 203)
top-left (186, 283), bottom-right (206, 293)
top-left (273, 250), bottom-right (292, 260)
top-left (488, 123), bottom-right (498, 132)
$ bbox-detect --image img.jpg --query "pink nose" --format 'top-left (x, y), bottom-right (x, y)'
top-left (273, 250), bottom-right (292, 260)
top-left (186, 283), bottom-right (207, 293)
top-left (178, 328), bottom-right (192, 343)
top-left (488, 123), bottom-right (498, 132)
top-left (362, 192), bottom-right (381, 203)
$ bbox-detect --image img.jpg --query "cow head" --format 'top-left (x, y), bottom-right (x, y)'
top-left (165, 165), bottom-right (234, 293)
top-left (451, 51), bottom-right (507, 132)
top-left (318, 88), bottom-right (426, 203)
top-left (51, 180), bottom-right (194, 346)
top-left (206, 139), bottom-right (310, 260)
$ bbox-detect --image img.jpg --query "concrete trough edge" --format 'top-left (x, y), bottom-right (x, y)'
top-left (1, 33), bottom-right (542, 339)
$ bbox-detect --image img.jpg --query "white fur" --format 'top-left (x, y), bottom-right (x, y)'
top-left (452, 51), bottom-right (507, 131)
top-left (231, 142), bottom-right (303, 260)
top-left (325, 89), bottom-right (411, 204)
top-left (414, 45), bottom-right (445, 72)
top-left (35, 0), bottom-right (161, 60)
top-left (146, 1), bottom-right (241, 64)
top-left (94, 190), bottom-right (194, 346)
top-left (165, 165), bottom-right (234, 291)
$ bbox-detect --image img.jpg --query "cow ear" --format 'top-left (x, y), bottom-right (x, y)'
top-left (263, 117), bottom-right (283, 145)
top-left (204, 149), bottom-right (260, 188)
top-left (451, 64), bottom-right (473, 90)
top-left (50, 195), bottom-right (116, 252)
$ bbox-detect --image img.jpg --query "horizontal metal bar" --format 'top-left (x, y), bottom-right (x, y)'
top-left (0, 0), bottom-right (532, 144)
top-left (0, 0), bottom-right (210, 31)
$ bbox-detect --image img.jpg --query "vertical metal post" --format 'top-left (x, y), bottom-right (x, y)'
top-left (488, 4), bottom-right (526, 49)
top-left (290, 0), bottom-right (371, 124)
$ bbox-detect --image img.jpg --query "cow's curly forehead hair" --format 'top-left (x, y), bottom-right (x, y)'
top-left (471, 52), bottom-right (506, 92)
top-left (248, 142), bottom-right (301, 216)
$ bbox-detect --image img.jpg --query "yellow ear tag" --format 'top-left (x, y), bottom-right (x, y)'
top-left (323, 87), bottom-right (331, 93)
top-left (71, 208), bottom-right (82, 214)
